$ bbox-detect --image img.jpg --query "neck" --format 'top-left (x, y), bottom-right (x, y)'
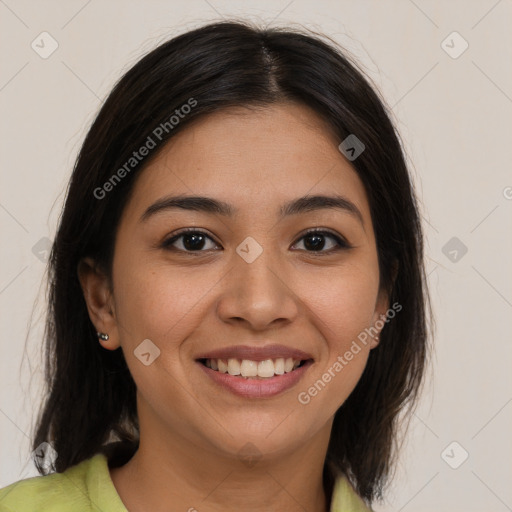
top-left (109, 417), bottom-right (333, 512)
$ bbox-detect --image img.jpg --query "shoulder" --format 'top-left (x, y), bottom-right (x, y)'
top-left (331, 472), bottom-right (374, 512)
top-left (0, 453), bottom-right (122, 512)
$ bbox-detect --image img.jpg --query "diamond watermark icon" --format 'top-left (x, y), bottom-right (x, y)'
top-left (32, 236), bottom-right (52, 263)
top-left (441, 441), bottom-right (469, 469)
top-left (236, 236), bottom-right (263, 263)
top-left (441, 31), bottom-right (468, 59)
top-left (31, 32), bottom-right (59, 59)
top-left (442, 236), bottom-right (468, 263)
top-left (237, 442), bottom-right (263, 468)
top-left (32, 442), bottom-right (58, 472)
top-left (338, 134), bottom-right (365, 161)
top-left (134, 339), bottom-right (161, 366)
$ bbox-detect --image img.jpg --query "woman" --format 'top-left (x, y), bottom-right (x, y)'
top-left (0, 20), bottom-right (432, 512)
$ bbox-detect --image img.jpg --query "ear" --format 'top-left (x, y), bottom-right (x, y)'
top-left (369, 288), bottom-right (389, 349)
top-left (77, 257), bottom-right (120, 350)
top-left (370, 259), bottom-right (399, 349)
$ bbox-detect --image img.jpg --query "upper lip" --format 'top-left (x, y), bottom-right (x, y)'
top-left (195, 344), bottom-right (314, 362)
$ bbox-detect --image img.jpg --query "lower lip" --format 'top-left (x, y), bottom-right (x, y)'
top-left (196, 360), bottom-right (313, 398)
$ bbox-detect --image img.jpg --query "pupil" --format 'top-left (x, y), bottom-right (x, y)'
top-left (181, 233), bottom-right (327, 251)
top-left (183, 233), bottom-right (205, 250)
top-left (304, 234), bottom-right (325, 251)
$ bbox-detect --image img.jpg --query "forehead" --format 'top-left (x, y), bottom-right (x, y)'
top-left (124, 103), bottom-right (372, 223)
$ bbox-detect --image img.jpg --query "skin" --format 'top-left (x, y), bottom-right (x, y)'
top-left (78, 102), bottom-right (390, 512)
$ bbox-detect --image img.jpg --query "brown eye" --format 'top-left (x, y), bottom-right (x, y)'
top-left (291, 230), bottom-right (350, 253)
top-left (161, 228), bottom-right (351, 254)
top-left (162, 229), bottom-right (219, 252)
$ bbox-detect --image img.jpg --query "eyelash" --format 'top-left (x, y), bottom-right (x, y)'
top-left (161, 228), bottom-right (351, 254)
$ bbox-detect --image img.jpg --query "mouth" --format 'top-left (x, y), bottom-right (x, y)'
top-left (195, 356), bottom-right (314, 398)
top-left (197, 357), bottom-right (313, 379)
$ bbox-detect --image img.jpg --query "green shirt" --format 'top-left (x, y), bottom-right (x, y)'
top-left (0, 453), bottom-right (372, 511)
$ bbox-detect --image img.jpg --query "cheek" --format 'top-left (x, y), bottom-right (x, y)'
top-left (112, 255), bottom-right (219, 348)
top-left (293, 261), bottom-right (379, 413)
top-left (111, 259), bottom-right (214, 408)
top-left (299, 260), bottom-right (379, 348)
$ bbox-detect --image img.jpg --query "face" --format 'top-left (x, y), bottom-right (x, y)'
top-left (83, 102), bottom-right (389, 461)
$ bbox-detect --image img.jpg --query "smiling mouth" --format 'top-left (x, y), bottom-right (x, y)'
top-left (197, 357), bottom-right (312, 379)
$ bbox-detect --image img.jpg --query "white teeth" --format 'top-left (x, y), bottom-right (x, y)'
top-left (204, 357), bottom-right (304, 378)
top-left (257, 359), bottom-right (275, 378)
top-left (274, 358), bottom-right (285, 375)
top-left (227, 358), bottom-right (241, 375)
top-left (240, 359), bottom-right (258, 377)
top-left (284, 358), bottom-right (294, 372)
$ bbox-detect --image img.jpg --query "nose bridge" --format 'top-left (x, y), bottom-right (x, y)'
top-left (216, 236), bottom-right (298, 329)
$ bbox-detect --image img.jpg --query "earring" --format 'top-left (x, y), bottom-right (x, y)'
top-left (96, 332), bottom-right (109, 341)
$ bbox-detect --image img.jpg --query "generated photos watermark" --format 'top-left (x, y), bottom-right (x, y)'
top-left (93, 97), bottom-right (197, 200)
top-left (297, 301), bottom-right (402, 405)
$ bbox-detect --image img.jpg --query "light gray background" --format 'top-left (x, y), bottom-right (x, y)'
top-left (1, 1), bottom-right (511, 511)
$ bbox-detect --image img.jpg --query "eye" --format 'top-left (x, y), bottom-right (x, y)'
top-left (162, 229), bottom-right (220, 252)
top-left (161, 228), bottom-right (351, 254)
top-left (291, 229), bottom-right (350, 253)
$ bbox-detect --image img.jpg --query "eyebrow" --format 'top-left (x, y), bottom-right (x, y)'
top-left (141, 193), bottom-right (364, 226)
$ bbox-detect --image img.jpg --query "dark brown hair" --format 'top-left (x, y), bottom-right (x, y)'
top-left (31, 19), bottom-right (433, 505)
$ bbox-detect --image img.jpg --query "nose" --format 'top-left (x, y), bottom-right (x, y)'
top-left (216, 244), bottom-right (299, 331)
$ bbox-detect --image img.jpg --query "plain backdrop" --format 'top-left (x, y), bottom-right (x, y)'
top-left (1, 1), bottom-right (511, 511)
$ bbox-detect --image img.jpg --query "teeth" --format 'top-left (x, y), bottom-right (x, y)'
top-left (218, 359), bottom-right (228, 373)
top-left (274, 358), bottom-right (285, 375)
top-left (284, 358), bottom-right (294, 372)
top-left (227, 358), bottom-right (241, 375)
top-left (240, 359), bottom-right (258, 377)
top-left (257, 359), bottom-right (275, 378)
top-left (204, 357), bottom-right (304, 378)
